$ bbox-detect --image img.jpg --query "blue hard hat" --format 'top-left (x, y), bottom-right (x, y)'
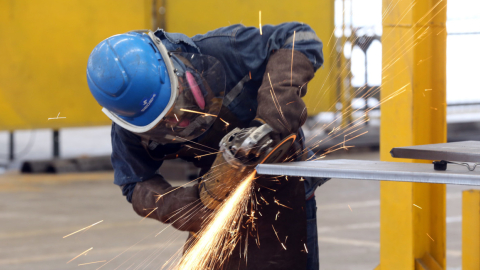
top-left (86, 31), bottom-right (171, 127)
top-left (87, 31), bottom-right (226, 143)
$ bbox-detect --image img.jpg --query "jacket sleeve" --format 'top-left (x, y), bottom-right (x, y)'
top-left (111, 123), bottom-right (182, 201)
top-left (111, 123), bottom-right (211, 232)
top-left (111, 123), bottom-right (164, 201)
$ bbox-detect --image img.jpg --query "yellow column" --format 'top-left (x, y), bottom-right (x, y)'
top-left (379, 0), bottom-right (447, 269)
top-left (463, 190), bottom-right (480, 269)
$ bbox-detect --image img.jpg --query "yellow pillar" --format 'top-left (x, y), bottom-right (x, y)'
top-left (379, 0), bottom-right (447, 269)
top-left (463, 190), bottom-right (480, 269)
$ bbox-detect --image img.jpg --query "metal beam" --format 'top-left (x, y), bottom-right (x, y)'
top-left (256, 159), bottom-right (480, 186)
top-left (391, 141), bottom-right (480, 163)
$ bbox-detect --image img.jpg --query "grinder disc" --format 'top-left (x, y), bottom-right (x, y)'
top-left (260, 134), bottom-right (297, 164)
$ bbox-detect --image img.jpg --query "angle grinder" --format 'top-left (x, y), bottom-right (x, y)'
top-left (199, 124), bottom-right (296, 209)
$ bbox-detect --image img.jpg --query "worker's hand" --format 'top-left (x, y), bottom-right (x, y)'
top-left (198, 124), bottom-right (274, 210)
top-left (228, 123), bottom-right (275, 165)
top-left (131, 176), bottom-right (213, 233)
top-left (256, 49), bottom-right (315, 138)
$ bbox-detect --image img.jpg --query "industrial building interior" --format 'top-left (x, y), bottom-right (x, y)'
top-left (1, 0), bottom-right (480, 269)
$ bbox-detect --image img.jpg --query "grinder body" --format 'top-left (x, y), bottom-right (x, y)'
top-left (199, 124), bottom-right (277, 209)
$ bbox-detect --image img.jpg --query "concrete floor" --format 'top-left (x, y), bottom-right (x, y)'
top-left (0, 150), bottom-right (470, 269)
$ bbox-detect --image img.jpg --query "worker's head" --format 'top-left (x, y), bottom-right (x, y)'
top-left (87, 31), bottom-right (225, 143)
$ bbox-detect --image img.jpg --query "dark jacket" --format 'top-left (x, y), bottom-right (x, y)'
top-left (111, 23), bottom-right (324, 202)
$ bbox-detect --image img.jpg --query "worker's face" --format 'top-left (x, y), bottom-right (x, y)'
top-left (134, 50), bottom-right (225, 144)
top-left (163, 75), bottom-right (206, 129)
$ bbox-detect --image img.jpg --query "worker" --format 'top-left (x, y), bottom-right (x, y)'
top-left (86, 23), bottom-right (327, 270)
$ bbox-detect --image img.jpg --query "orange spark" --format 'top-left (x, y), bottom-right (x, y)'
top-left (286, 101), bottom-right (296, 106)
top-left (267, 72), bottom-right (274, 90)
top-left (275, 211), bottom-right (280, 220)
top-left (304, 243), bottom-right (308, 253)
top-left (272, 225), bottom-right (287, 250)
top-left (78, 260), bottom-right (106, 266)
top-left (249, 71), bottom-right (252, 80)
top-left (175, 136), bottom-right (219, 151)
top-left (140, 207), bottom-right (158, 222)
top-left (272, 225), bottom-right (280, 241)
top-left (67, 247), bottom-right (93, 264)
top-left (291, 30), bottom-right (296, 86)
top-left (178, 171), bottom-right (256, 269)
top-left (195, 151), bottom-right (223, 159)
top-left (260, 195), bottom-right (269, 205)
top-left (274, 197), bottom-right (293, 210)
top-left (219, 118), bottom-right (229, 126)
top-left (63, 220), bottom-right (103, 238)
top-left (184, 144), bottom-right (212, 153)
top-left (266, 73), bottom-right (288, 128)
top-left (348, 205), bottom-right (352, 212)
top-left (179, 108), bottom-right (217, 117)
top-left (426, 233), bottom-right (434, 242)
top-left (259, 11), bottom-right (262, 35)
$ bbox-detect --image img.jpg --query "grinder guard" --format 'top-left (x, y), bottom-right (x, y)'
top-left (199, 124), bottom-right (295, 209)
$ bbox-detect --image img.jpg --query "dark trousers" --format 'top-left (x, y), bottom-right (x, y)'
top-left (306, 197), bottom-right (319, 270)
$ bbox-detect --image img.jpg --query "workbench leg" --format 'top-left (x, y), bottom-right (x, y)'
top-left (463, 190), bottom-right (480, 269)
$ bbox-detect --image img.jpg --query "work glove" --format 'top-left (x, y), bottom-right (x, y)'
top-left (131, 175), bottom-right (212, 233)
top-left (198, 124), bottom-right (274, 210)
top-left (256, 49), bottom-right (315, 141)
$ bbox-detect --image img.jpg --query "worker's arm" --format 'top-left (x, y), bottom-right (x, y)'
top-left (237, 23), bottom-right (322, 138)
top-left (131, 176), bottom-right (210, 232)
top-left (255, 48), bottom-right (315, 139)
top-left (111, 123), bottom-right (209, 232)
top-left (192, 23), bottom-right (323, 138)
